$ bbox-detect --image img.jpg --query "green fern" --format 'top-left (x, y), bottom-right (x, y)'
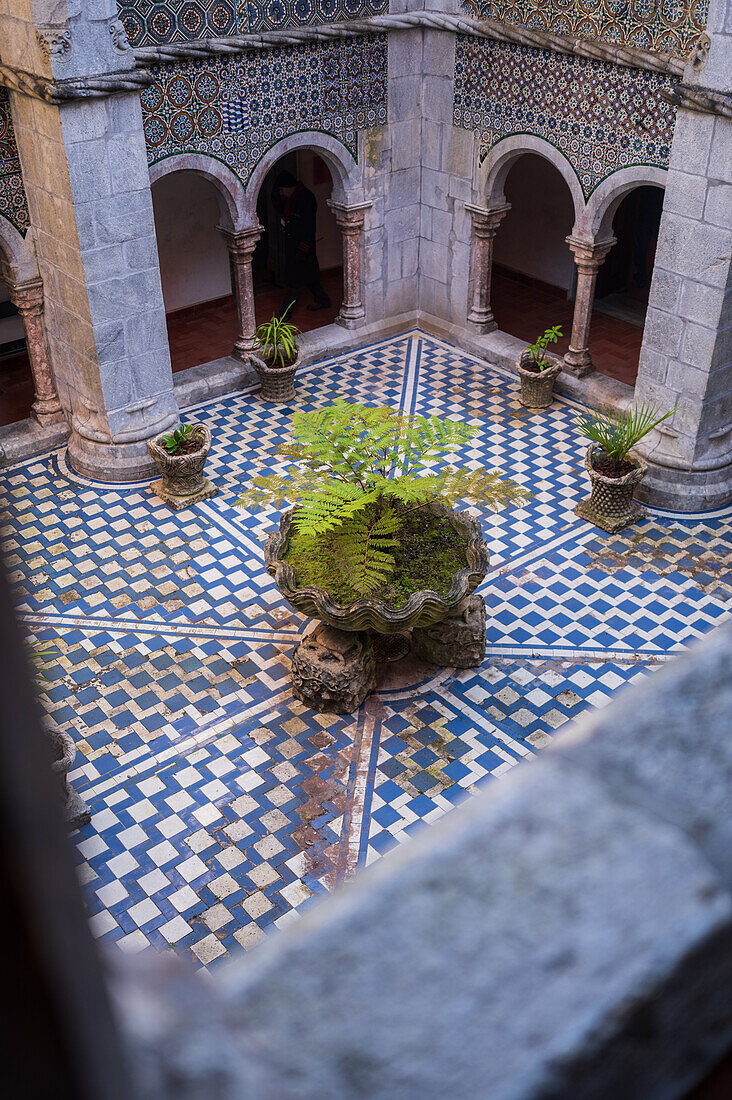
top-left (237, 401), bottom-right (531, 596)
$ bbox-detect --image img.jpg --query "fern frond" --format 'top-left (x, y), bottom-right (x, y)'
top-left (433, 467), bottom-right (532, 512)
top-left (291, 483), bottom-right (379, 536)
top-left (331, 509), bottom-right (401, 594)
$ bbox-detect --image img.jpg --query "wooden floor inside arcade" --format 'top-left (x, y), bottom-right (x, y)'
top-left (0, 267), bottom-right (642, 428)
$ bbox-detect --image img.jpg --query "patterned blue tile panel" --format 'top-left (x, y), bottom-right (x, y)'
top-left (0, 88), bottom-right (30, 236)
top-left (2, 330), bottom-right (730, 968)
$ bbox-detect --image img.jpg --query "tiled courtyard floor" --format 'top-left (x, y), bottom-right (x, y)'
top-left (1, 332), bottom-right (730, 969)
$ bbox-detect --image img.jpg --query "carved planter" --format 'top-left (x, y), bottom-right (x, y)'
top-left (147, 424), bottom-right (218, 511)
top-left (251, 349), bottom-right (302, 403)
top-left (517, 350), bottom-right (562, 409)
top-left (575, 445), bottom-right (647, 534)
top-left (265, 502), bottom-right (490, 635)
top-left (46, 720), bottom-right (91, 830)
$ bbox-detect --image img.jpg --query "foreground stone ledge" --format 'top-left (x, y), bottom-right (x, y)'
top-left (114, 623), bottom-right (732, 1100)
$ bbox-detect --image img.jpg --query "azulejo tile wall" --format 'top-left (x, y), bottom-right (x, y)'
top-left (453, 36), bottom-right (676, 198)
top-left (141, 37), bottom-right (387, 184)
top-left (117, 0), bottom-right (388, 46)
top-left (459, 0), bottom-right (709, 57)
top-left (0, 90), bottom-right (30, 238)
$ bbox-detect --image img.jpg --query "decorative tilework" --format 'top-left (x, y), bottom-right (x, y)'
top-left (141, 37), bottom-right (387, 184)
top-left (453, 36), bottom-right (676, 197)
top-left (0, 89), bottom-right (30, 237)
top-left (460, 0), bottom-right (709, 58)
top-left (117, 0), bottom-right (387, 45)
top-left (3, 332), bottom-right (730, 968)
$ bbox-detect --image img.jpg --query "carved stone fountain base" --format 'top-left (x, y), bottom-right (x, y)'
top-left (412, 595), bottom-right (487, 669)
top-left (292, 623), bottom-right (376, 714)
top-left (292, 596), bottom-right (487, 713)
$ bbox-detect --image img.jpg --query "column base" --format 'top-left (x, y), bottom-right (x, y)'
top-left (231, 340), bottom-right (254, 363)
top-left (467, 310), bottom-right (497, 334)
top-left (562, 350), bottom-right (595, 378)
top-left (635, 455), bottom-right (732, 513)
top-left (31, 402), bottom-right (66, 427)
top-left (67, 432), bottom-right (160, 483)
top-left (335, 309), bottom-right (366, 330)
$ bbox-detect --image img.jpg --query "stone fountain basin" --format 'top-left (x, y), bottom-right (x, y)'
top-left (264, 502), bottom-right (489, 634)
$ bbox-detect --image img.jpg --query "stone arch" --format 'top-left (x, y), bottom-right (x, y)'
top-left (580, 166), bottom-right (668, 240)
top-left (479, 135), bottom-right (585, 227)
top-left (245, 133), bottom-right (361, 212)
top-left (148, 153), bottom-right (249, 231)
top-left (0, 218), bottom-right (40, 285)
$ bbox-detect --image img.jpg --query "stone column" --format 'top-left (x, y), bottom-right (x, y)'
top-left (563, 236), bottom-right (616, 377)
top-left (8, 278), bottom-right (64, 425)
top-left (1, 1), bottom-right (178, 483)
top-left (328, 201), bottom-right (371, 328)
top-left (465, 203), bottom-right (510, 333)
top-left (631, 0), bottom-right (732, 511)
top-left (219, 225), bottom-right (262, 361)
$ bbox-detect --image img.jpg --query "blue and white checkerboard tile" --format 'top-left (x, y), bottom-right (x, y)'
top-left (2, 330), bottom-right (730, 968)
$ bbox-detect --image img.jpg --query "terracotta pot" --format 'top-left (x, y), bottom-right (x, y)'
top-left (517, 349), bottom-right (562, 409)
top-left (265, 502), bottom-right (489, 634)
top-left (147, 423), bottom-right (218, 511)
top-left (251, 349), bottom-right (302, 403)
top-left (574, 444), bottom-right (647, 533)
top-left (45, 720), bottom-right (91, 830)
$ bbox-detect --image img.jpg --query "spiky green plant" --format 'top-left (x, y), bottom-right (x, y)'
top-left (574, 402), bottom-right (674, 464)
top-left (254, 313), bottom-right (301, 368)
top-left (526, 325), bottom-right (562, 370)
top-left (237, 401), bottom-right (530, 596)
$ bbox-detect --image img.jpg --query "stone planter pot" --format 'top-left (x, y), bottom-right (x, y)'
top-left (147, 423), bottom-right (218, 511)
top-left (265, 501), bottom-right (489, 634)
top-left (251, 349), bottom-right (302, 403)
top-left (575, 444), bottom-right (647, 534)
top-left (517, 350), bottom-right (562, 409)
top-left (46, 721), bottom-right (91, 830)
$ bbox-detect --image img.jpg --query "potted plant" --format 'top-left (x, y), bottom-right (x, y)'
top-left (251, 313), bottom-right (302, 403)
top-left (237, 402), bottom-right (529, 709)
top-left (518, 325), bottom-right (563, 409)
top-left (574, 402), bottom-right (673, 533)
top-left (147, 423), bottom-right (218, 511)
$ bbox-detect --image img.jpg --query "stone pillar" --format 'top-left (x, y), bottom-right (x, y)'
top-left (465, 202), bottom-right (510, 333)
top-left (563, 236), bottom-right (616, 377)
top-left (219, 225), bottom-right (262, 361)
top-left (1, 1), bottom-right (178, 482)
top-left (632, 0), bottom-right (732, 511)
top-left (8, 278), bottom-right (64, 426)
top-left (328, 201), bottom-right (371, 328)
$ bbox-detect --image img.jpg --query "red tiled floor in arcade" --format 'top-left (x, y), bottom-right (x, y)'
top-left (166, 267), bottom-right (344, 374)
top-left (491, 267), bottom-right (643, 387)
top-left (0, 266), bottom-right (642, 426)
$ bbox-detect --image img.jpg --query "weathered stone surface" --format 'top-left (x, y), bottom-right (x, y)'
top-left (412, 594), bottom-right (486, 668)
top-left (291, 623), bottom-right (376, 713)
top-left (148, 425), bottom-right (218, 512)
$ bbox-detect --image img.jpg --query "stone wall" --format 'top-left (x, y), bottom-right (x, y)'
top-left (459, 0), bottom-right (710, 56)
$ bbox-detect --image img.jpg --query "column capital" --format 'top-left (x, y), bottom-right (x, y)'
top-left (566, 235), bottom-right (617, 269)
top-left (327, 200), bottom-right (371, 230)
top-left (465, 202), bottom-right (511, 237)
top-left (8, 276), bottom-right (44, 315)
top-left (218, 224), bottom-right (263, 259)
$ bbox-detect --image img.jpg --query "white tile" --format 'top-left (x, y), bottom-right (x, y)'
top-left (128, 899), bottom-right (161, 927)
top-left (160, 916), bottom-right (193, 944)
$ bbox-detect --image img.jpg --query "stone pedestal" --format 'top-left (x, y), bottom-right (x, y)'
top-left (465, 203), bottom-right (510, 333)
top-left (292, 623), bottom-right (376, 713)
top-left (328, 201), bottom-right (370, 329)
top-left (563, 236), bottom-right (616, 377)
top-left (219, 225), bottom-right (262, 362)
top-left (412, 595), bottom-right (487, 669)
top-left (8, 278), bottom-right (64, 426)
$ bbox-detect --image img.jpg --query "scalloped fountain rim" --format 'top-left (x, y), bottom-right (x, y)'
top-left (264, 502), bottom-right (490, 634)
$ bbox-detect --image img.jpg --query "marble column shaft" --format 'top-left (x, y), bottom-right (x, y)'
top-left (9, 277), bottom-right (65, 425)
top-left (465, 203), bottom-right (511, 333)
top-left (219, 225), bottom-right (263, 361)
top-left (329, 201), bottom-right (371, 328)
top-left (563, 236), bottom-right (616, 377)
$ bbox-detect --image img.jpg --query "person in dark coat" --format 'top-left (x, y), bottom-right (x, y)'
top-left (273, 170), bottom-right (331, 319)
